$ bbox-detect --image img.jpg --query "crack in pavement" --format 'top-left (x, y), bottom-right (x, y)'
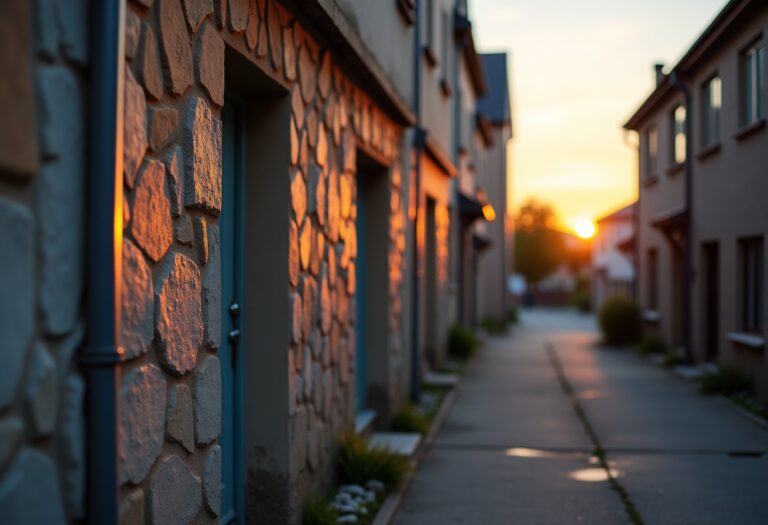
top-left (546, 342), bottom-right (646, 525)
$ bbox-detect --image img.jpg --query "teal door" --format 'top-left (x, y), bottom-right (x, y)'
top-left (355, 175), bottom-right (368, 412)
top-left (220, 100), bottom-right (244, 523)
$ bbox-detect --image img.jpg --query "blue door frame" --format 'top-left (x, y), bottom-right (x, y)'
top-left (355, 176), bottom-right (368, 412)
top-left (220, 100), bottom-right (245, 523)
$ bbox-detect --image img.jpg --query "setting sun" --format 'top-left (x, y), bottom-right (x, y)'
top-left (573, 219), bottom-right (597, 239)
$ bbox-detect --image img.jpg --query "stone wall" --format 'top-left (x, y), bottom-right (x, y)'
top-left (119, 0), bottom-right (409, 523)
top-left (0, 0), bottom-right (88, 523)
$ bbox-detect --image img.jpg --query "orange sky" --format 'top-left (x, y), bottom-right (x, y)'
top-left (472, 0), bottom-right (726, 234)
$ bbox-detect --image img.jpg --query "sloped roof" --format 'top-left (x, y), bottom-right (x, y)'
top-left (596, 202), bottom-right (637, 224)
top-left (477, 53), bottom-right (511, 126)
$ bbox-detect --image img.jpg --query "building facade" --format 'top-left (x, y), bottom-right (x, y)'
top-left (591, 204), bottom-right (636, 311)
top-left (0, 0), bottom-right (511, 523)
top-left (625, 0), bottom-right (768, 395)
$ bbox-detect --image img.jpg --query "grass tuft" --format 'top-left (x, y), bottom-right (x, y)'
top-left (391, 404), bottom-right (430, 435)
top-left (337, 432), bottom-right (409, 491)
top-left (303, 498), bottom-right (338, 525)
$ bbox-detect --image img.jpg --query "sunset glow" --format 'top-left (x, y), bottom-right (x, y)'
top-left (472, 0), bottom-right (726, 227)
top-left (573, 219), bottom-right (596, 239)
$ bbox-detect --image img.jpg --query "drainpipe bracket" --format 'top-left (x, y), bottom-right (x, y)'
top-left (79, 345), bottom-right (126, 366)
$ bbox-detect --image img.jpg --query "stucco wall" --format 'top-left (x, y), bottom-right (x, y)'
top-left (0, 0), bottom-right (88, 522)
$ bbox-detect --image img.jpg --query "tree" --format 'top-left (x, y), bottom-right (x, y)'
top-left (514, 199), bottom-right (565, 286)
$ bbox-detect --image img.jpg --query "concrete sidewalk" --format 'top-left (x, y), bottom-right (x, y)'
top-left (392, 309), bottom-right (768, 525)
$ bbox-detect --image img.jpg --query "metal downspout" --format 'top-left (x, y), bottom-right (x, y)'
top-left (670, 72), bottom-right (694, 364)
top-left (410, 0), bottom-right (424, 402)
top-left (80, 1), bottom-right (125, 523)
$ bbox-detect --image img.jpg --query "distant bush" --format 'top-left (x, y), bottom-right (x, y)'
top-left (700, 366), bottom-right (751, 396)
top-left (480, 316), bottom-right (507, 335)
top-left (337, 433), bottom-right (408, 490)
top-left (638, 334), bottom-right (667, 355)
top-left (391, 404), bottom-right (430, 435)
top-left (303, 498), bottom-right (338, 525)
top-left (598, 296), bottom-right (641, 346)
top-left (663, 353), bottom-right (684, 367)
top-left (448, 324), bottom-right (478, 359)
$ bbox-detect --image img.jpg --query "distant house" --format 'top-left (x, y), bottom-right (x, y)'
top-left (592, 204), bottom-right (636, 310)
top-left (624, 0), bottom-right (768, 396)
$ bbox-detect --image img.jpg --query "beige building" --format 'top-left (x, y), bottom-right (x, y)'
top-left (592, 204), bottom-right (636, 310)
top-left (625, 0), bottom-right (768, 396)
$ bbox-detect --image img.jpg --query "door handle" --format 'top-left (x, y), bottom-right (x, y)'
top-left (229, 302), bottom-right (240, 318)
top-left (228, 329), bottom-right (240, 344)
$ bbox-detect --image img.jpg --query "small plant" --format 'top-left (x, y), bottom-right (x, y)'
top-left (638, 334), bottom-right (667, 356)
top-left (391, 404), bottom-right (430, 435)
top-left (303, 497), bottom-right (338, 525)
top-left (508, 304), bottom-right (519, 324)
top-left (597, 296), bottom-right (641, 346)
top-left (662, 352), bottom-right (684, 367)
top-left (448, 323), bottom-right (478, 359)
top-left (700, 366), bottom-right (751, 396)
top-left (480, 316), bottom-right (507, 335)
top-left (337, 433), bottom-right (408, 490)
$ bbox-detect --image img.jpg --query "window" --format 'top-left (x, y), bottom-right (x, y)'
top-left (742, 40), bottom-right (765, 125)
top-left (671, 105), bottom-right (686, 164)
top-left (702, 76), bottom-right (721, 146)
top-left (647, 248), bottom-right (658, 310)
top-left (440, 10), bottom-right (451, 84)
top-left (739, 237), bottom-right (764, 333)
top-left (644, 126), bottom-right (658, 177)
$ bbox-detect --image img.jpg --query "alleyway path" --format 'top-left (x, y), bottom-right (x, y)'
top-left (392, 309), bottom-right (768, 525)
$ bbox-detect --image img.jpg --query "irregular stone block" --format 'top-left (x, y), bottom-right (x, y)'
top-left (139, 22), bottom-right (163, 100)
top-left (157, 0), bottom-right (194, 95)
top-left (302, 277), bottom-right (316, 342)
top-left (0, 0), bottom-right (38, 177)
top-left (34, 0), bottom-right (58, 60)
top-left (326, 167), bottom-right (339, 241)
top-left (0, 198), bottom-right (33, 410)
top-left (0, 415), bottom-right (23, 471)
top-left (266, 0), bottom-right (281, 71)
top-left (245, 1), bottom-right (258, 50)
top-left (194, 216), bottom-right (208, 264)
top-left (283, 25), bottom-right (296, 80)
top-left (119, 364), bottom-right (166, 484)
top-left (0, 449), bottom-right (66, 524)
top-left (184, 96), bottom-right (222, 215)
top-left (176, 213), bottom-right (194, 245)
top-left (291, 85), bottom-right (304, 127)
top-left (122, 239), bottom-right (154, 359)
top-left (290, 293), bottom-right (302, 344)
top-left (227, 0), bottom-right (248, 32)
top-left (318, 52), bottom-right (332, 100)
top-left (297, 46), bottom-right (316, 103)
top-left (183, 0), bottom-right (213, 32)
top-left (306, 108), bottom-right (318, 147)
top-left (123, 66), bottom-right (148, 188)
top-left (299, 220), bottom-right (311, 270)
top-left (148, 106), bottom-right (178, 152)
top-left (193, 355), bottom-right (221, 444)
top-left (166, 145), bottom-right (184, 217)
top-left (195, 23), bottom-right (224, 107)
top-left (119, 489), bottom-right (145, 525)
top-left (36, 65), bottom-right (85, 335)
top-left (166, 384), bottom-right (194, 452)
top-left (24, 344), bottom-right (58, 437)
top-left (202, 445), bottom-right (221, 516)
top-left (319, 264), bottom-right (331, 334)
top-left (202, 223), bottom-right (221, 349)
top-left (149, 456), bottom-right (202, 524)
top-left (125, 9), bottom-right (141, 60)
top-left (156, 253), bottom-right (203, 375)
top-left (130, 159), bottom-right (173, 262)
top-left (291, 171), bottom-right (307, 225)
top-left (60, 374), bottom-right (86, 519)
top-left (289, 220), bottom-right (299, 288)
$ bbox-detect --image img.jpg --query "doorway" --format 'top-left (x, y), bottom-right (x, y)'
top-left (702, 242), bottom-right (719, 361)
top-left (220, 99), bottom-right (244, 523)
top-left (355, 151), bottom-right (389, 416)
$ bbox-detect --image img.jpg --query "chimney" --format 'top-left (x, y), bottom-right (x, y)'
top-left (654, 63), bottom-right (665, 87)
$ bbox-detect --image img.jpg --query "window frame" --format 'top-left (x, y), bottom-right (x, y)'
top-left (647, 248), bottom-right (658, 310)
top-left (701, 75), bottom-right (722, 147)
top-left (741, 39), bottom-right (765, 126)
top-left (670, 104), bottom-right (687, 165)
top-left (738, 237), bottom-right (764, 334)
top-left (644, 125), bottom-right (658, 178)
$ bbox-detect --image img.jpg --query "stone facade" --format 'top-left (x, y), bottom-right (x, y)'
top-left (0, 0), bottom-right (88, 523)
top-left (118, 0), bottom-right (408, 523)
